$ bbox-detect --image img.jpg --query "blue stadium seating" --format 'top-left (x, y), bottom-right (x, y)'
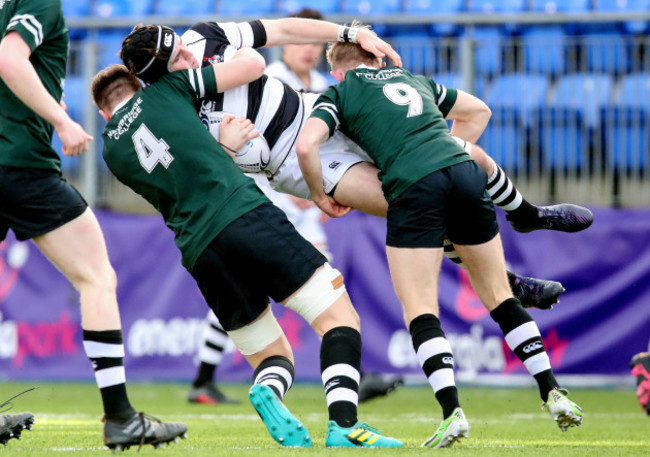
top-left (217, 0), bottom-right (275, 15)
top-left (94, 0), bottom-right (154, 18)
top-left (390, 33), bottom-right (438, 77)
top-left (278, 0), bottom-right (341, 15)
top-left (97, 30), bottom-right (130, 69)
top-left (467, 0), bottom-right (526, 13)
top-left (155, 0), bottom-right (215, 16)
top-left (594, 0), bottom-right (650, 34)
top-left (536, 74), bottom-right (613, 170)
top-left (340, 0), bottom-right (402, 15)
top-left (551, 73), bottom-right (613, 128)
top-left (529, 0), bottom-right (590, 13)
top-left (603, 73), bottom-right (650, 171)
top-left (521, 26), bottom-right (567, 75)
top-left (581, 32), bottom-right (629, 74)
top-left (465, 27), bottom-right (504, 77)
top-left (63, 0), bottom-right (93, 17)
top-left (404, 0), bottom-right (464, 36)
top-left (479, 73), bottom-right (549, 170)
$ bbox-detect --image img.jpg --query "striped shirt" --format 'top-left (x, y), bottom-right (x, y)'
top-left (182, 21), bottom-right (304, 175)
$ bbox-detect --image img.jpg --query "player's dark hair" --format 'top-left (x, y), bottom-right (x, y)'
top-left (120, 24), bottom-right (178, 83)
top-left (91, 64), bottom-right (143, 113)
top-left (290, 7), bottom-right (324, 20)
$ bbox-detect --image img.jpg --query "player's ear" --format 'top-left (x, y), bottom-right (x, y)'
top-left (98, 109), bottom-right (111, 122)
top-left (330, 68), bottom-right (346, 82)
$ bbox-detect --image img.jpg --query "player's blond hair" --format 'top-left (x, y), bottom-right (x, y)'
top-left (326, 21), bottom-right (381, 71)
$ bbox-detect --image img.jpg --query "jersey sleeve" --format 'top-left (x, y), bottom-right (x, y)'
top-left (187, 20), bottom-right (267, 50)
top-left (428, 77), bottom-right (458, 118)
top-left (179, 66), bottom-right (218, 100)
top-left (309, 87), bottom-right (342, 138)
top-left (4, 0), bottom-right (61, 52)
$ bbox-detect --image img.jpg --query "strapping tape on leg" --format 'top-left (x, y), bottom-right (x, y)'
top-left (285, 263), bottom-right (346, 324)
top-left (227, 310), bottom-right (284, 356)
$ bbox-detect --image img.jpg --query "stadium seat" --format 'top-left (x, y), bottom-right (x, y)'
top-left (404, 0), bottom-right (464, 36)
top-left (581, 32), bottom-right (629, 74)
top-left (594, 0), bottom-right (650, 34)
top-left (217, 0), bottom-right (275, 15)
top-left (340, 0), bottom-right (402, 15)
top-left (466, 0), bottom-right (526, 13)
top-left (155, 0), bottom-right (215, 16)
top-left (94, 0), bottom-right (154, 18)
top-left (535, 74), bottom-right (614, 171)
top-left (480, 74), bottom-right (550, 171)
top-left (278, 0), bottom-right (341, 15)
top-left (551, 73), bottom-right (614, 128)
top-left (602, 73), bottom-right (650, 171)
top-left (521, 26), bottom-right (567, 75)
top-left (464, 27), bottom-right (505, 77)
top-left (529, 0), bottom-right (591, 13)
top-left (97, 30), bottom-right (130, 69)
top-left (63, 0), bottom-right (93, 17)
top-left (390, 33), bottom-right (438, 77)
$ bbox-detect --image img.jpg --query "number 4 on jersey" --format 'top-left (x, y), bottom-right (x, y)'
top-left (132, 124), bottom-right (174, 173)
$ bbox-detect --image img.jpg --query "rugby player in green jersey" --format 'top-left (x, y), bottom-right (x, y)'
top-left (296, 25), bottom-right (584, 448)
top-left (120, 20), bottom-right (581, 312)
top-left (0, 0), bottom-right (186, 449)
top-left (91, 36), bottom-right (402, 448)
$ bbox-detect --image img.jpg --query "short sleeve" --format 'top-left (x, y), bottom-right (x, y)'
top-left (428, 77), bottom-right (458, 118)
top-left (310, 87), bottom-right (342, 138)
top-left (4, 0), bottom-right (60, 52)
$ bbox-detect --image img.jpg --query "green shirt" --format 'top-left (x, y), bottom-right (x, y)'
top-left (102, 67), bottom-right (268, 270)
top-left (0, 0), bottom-right (68, 170)
top-left (311, 66), bottom-right (471, 202)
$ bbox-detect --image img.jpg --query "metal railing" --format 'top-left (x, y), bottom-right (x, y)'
top-left (61, 12), bottom-right (650, 210)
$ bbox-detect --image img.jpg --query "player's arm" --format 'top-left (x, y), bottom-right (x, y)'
top-left (446, 90), bottom-right (492, 143)
top-left (296, 117), bottom-right (351, 218)
top-left (211, 47), bottom-right (266, 93)
top-left (0, 31), bottom-right (92, 156)
top-left (260, 18), bottom-right (402, 67)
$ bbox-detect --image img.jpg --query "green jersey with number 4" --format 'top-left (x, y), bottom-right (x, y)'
top-left (102, 67), bottom-right (268, 270)
top-left (311, 66), bottom-right (472, 202)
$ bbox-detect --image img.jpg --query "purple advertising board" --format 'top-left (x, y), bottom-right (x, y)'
top-left (0, 208), bottom-right (648, 382)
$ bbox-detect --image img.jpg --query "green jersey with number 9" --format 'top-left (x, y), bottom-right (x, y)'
top-left (311, 66), bottom-right (472, 202)
top-left (101, 67), bottom-right (268, 270)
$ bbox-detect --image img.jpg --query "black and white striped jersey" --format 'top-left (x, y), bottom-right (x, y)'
top-left (181, 20), bottom-right (305, 174)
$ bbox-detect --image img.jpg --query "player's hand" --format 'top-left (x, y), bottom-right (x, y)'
top-left (56, 117), bottom-right (93, 157)
top-left (313, 194), bottom-right (352, 218)
top-left (219, 114), bottom-right (259, 157)
top-left (356, 29), bottom-right (402, 68)
top-left (289, 195), bottom-right (315, 210)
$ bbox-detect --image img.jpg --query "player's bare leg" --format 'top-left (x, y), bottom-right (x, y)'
top-left (34, 208), bottom-right (187, 450)
top-left (385, 246), bottom-right (468, 447)
top-left (454, 234), bottom-right (583, 431)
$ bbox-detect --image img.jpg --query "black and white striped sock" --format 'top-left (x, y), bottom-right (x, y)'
top-left (193, 311), bottom-right (229, 387)
top-left (485, 159), bottom-right (538, 221)
top-left (83, 329), bottom-right (135, 419)
top-left (490, 298), bottom-right (559, 401)
top-left (410, 314), bottom-right (460, 418)
top-left (253, 356), bottom-right (294, 400)
top-left (321, 327), bottom-right (361, 428)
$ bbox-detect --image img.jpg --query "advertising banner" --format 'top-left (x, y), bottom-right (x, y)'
top-left (0, 208), bottom-right (647, 382)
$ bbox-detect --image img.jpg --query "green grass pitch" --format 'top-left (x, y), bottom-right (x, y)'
top-left (1, 382), bottom-right (647, 456)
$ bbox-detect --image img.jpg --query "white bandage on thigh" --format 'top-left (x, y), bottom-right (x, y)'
top-left (226, 310), bottom-right (284, 356)
top-left (285, 263), bottom-right (346, 324)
